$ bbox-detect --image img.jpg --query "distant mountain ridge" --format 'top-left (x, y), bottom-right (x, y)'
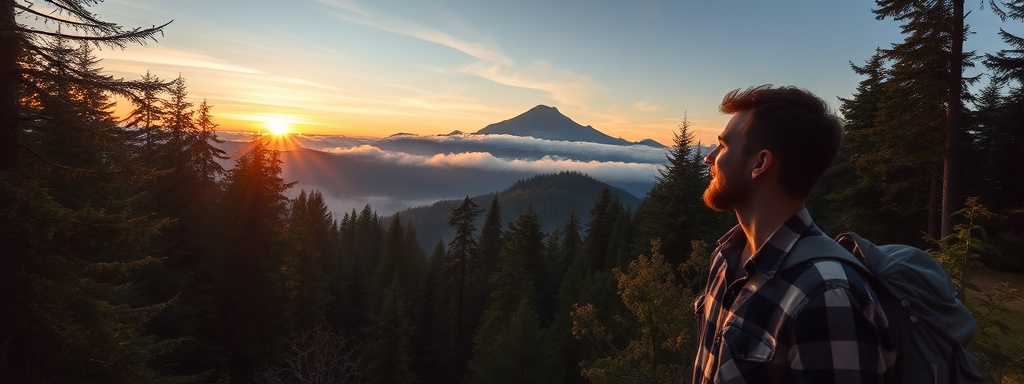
top-left (397, 171), bottom-right (640, 250)
top-left (476, 105), bottom-right (664, 147)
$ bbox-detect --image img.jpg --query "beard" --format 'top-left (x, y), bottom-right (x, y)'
top-left (703, 168), bottom-right (750, 212)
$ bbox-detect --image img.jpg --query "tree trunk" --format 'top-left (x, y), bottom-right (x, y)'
top-left (941, 0), bottom-right (965, 237)
top-left (929, 162), bottom-right (942, 239)
top-left (0, 0), bottom-right (19, 171)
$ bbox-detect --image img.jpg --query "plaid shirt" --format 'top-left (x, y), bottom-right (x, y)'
top-left (692, 208), bottom-right (895, 383)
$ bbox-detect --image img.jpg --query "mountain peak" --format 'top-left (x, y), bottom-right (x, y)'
top-left (476, 105), bottom-right (632, 145)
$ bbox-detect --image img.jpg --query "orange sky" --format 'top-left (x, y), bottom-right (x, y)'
top-left (91, 0), bottom-right (1009, 146)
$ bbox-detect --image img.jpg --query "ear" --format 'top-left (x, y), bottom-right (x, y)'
top-left (751, 150), bottom-right (772, 179)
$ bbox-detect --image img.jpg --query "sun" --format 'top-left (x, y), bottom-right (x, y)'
top-left (266, 117), bottom-right (291, 136)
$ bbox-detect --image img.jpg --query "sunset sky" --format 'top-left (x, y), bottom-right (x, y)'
top-left (87, 0), bottom-right (1011, 145)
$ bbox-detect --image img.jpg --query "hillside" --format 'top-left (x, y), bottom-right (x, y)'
top-left (397, 171), bottom-right (641, 250)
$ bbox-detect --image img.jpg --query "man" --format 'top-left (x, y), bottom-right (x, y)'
top-left (693, 85), bottom-right (894, 383)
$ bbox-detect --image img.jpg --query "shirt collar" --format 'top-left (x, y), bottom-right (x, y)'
top-left (755, 207), bottom-right (816, 279)
top-left (716, 207), bottom-right (817, 279)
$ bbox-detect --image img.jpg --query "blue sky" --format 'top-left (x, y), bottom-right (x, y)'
top-left (89, 0), bottom-right (1012, 145)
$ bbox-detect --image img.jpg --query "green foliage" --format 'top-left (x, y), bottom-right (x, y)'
top-left (928, 197), bottom-right (1000, 300)
top-left (214, 135), bottom-right (297, 381)
top-left (1, 32), bottom-right (181, 381)
top-left (478, 197), bottom-right (504, 291)
top-left (468, 299), bottom-right (561, 384)
top-left (282, 190), bottom-right (333, 329)
top-left (571, 239), bottom-right (706, 383)
top-left (968, 281), bottom-right (1024, 383)
top-left (364, 279), bottom-right (416, 384)
top-left (924, 197), bottom-right (1024, 382)
top-left (635, 116), bottom-right (726, 266)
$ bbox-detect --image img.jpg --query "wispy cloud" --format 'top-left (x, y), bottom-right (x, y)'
top-left (314, 0), bottom-right (601, 107)
top-left (633, 101), bottom-right (662, 111)
top-left (96, 46), bottom-right (262, 74)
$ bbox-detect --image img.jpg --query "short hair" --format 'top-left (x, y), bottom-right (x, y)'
top-left (720, 85), bottom-right (843, 199)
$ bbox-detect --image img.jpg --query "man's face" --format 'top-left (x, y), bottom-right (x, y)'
top-left (703, 112), bottom-right (754, 211)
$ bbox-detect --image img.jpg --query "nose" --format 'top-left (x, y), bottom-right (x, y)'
top-left (705, 145), bottom-right (718, 166)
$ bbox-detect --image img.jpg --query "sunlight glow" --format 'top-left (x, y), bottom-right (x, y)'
top-left (266, 117), bottom-right (292, 136)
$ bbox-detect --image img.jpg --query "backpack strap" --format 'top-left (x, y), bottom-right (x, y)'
top-left (781, 234), bottom-right (871, 275)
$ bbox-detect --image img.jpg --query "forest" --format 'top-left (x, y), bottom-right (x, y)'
top-left (1, 0), bottom-right (1023, 383)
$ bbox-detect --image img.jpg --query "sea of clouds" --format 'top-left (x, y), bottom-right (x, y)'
top-left (216, 131), bottom-right (704, 215)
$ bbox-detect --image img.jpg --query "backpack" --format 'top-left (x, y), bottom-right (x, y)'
top-left (782, 231), bottom-right (984, 384)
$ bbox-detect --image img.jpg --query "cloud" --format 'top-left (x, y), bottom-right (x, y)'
top-left (286, 184), bottom-right (437, 216)
top-left (315, 1), bottom-right (601, 107)
top-left (457, 60), bottom-right (601, 108)
top-left (378, 133), bottom-right (669, 163)
top-left (633, 101), bottom-right (662, 111)
top-left (311, 0), bottom-right (370, 16)
top-left (96, 46), bottom-right (263, 74)
top-left (322, 143), bottom-right (661, 183)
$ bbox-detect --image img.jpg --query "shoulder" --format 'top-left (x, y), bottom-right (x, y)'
top-left (779, 258), bottom-right (879, 317)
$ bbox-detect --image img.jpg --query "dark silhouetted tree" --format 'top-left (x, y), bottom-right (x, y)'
top-left (441, 196), bottom-right (483, 383)
top-left (216, 135), bottom-right (295, 381)
top-left (364, 278), bottom-right (416, 384)
top-left (634, 116), bottom-right (723, 266)
top-left (1, 1), bottom-right (170, 170)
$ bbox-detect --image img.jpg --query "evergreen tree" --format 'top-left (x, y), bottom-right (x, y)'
top-left (560, 212), bottom-right (582, 276)
top-left (415, 240), bottom-right (449, 383)
top-left (467, 299), bottom-right (561, 384)
top-left (582, 188), bottom-right (618, 272)
top-left (161, 75), bottom-right (194, 148)
top-left (821, 51), bottom-right (901, 240)
top-left (468, 210), bottom-right (560, 383)
top-left (0, 0), bottom-right (170, 170)
top-left (634, 116), bottom-right (723, 266)
top-left (874, 0), bottom-right (975, 237)
top-left (1, 39), bottom-right (175, 381)
top-left (282, 190), bottom-right (333, 330)
top-left (363, 278), bottom-right (416, 384)
top-left (215, 135), bottom-right (296, 381)
top-left (984, 0), bottom-right (1024, 214)
top-left (496, 208), bottom-right (547, 312)
top-left (441, 196), bottom-right (483, 383)
top-left (477, 196), bottom-right (504, 289)
top-left (571, 240), bottom-right (701, 384)
top-left (123, 71), bottom-right (167, 150)
top-left (334, 205), bottom-right (381, 334)
top-left (373, 214), bottom-right (407, 310)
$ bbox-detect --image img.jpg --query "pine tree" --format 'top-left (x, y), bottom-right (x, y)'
top-left (984, 0), bottom-right (1024, 214)
top-left (1, 39), bottom-right (175, 381)
top-left (123, 71), bottom-right (167, 150)
top-left (874, 0), bottom-right (975, 237)
top-left (363, 278), bottom-right (416, 384)
top-left (477, 196), bottom-right (504, 289)
top-left (634, 116), bottom-right (723, 267)
top-left (216, 135), bottom-right (296, 381)
top-left (821, 52), bottom-right (903, 240)
top-left (0, 0), bottom-right (170, 170)
top-left (441, 196), bottom-right (483, 382)
top-left (582, 188), bottom-right (617, 272)
top-left (415, 240), bottom-right (449, 383)
top-left (282, 190), bottom-right (333, 330)
top-left (467, 299), bottom-right (561, 384)
top-left (468, 209), bottom-right (560, 383)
